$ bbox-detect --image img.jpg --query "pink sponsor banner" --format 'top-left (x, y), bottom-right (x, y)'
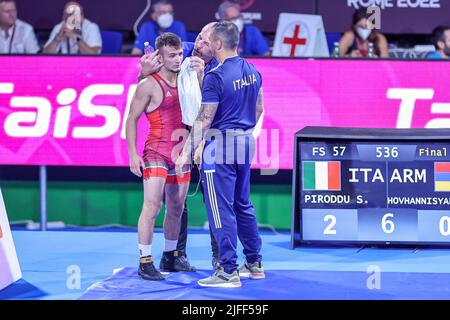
top-left (0, 56), bottom-right (449, 169)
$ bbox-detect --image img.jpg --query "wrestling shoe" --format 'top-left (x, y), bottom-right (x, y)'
top-left (174, 254), bottom-right (197, 272)
top-left (138, 256), bottom-right (165, 281)
top-left (197, 267), bottom-right (241, 288)
top-left (238, 260), bottom-right (265, 279)
top-left (160, 250), bottom-right (197, 272)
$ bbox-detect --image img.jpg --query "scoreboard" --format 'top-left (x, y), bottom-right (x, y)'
top-left (291, 127), bottom-right (450, 248)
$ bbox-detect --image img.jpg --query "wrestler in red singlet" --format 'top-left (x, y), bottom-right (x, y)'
top-left (142, 73), bottom-right (190, 184)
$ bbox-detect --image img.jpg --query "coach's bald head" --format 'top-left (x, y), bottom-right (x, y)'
top-left (193, 22), bottom-right (217, 63)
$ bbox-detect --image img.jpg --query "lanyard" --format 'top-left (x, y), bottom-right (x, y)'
top-left (66, 38), bottom-right (71, 54)
top-left (8, 24), bottom-right (16, 54)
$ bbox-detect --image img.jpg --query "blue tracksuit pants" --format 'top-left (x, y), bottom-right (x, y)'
top-left (201, 136), bottom-right (262, 274)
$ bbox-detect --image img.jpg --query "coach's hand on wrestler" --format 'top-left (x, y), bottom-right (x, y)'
top-left (189, 56), bottom-right (205, 83)
top-left (175, 153), bottom-right (191, 178)
top-left (129, 153), bottom-right (145, 178)
top-left (139, 50), bottom-right (163, 80)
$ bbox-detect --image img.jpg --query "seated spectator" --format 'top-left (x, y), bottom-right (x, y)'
top-left (427, 26), bottom-right (450, 59)
top-left (339, 8), bottom-right (389, 58)
top-left (43, 1), bottom-right (102, 55)
top-left (217, 1), bottom-right (269, 56)
top-left (132, 0), bottom-right (186, 55)
top-left (0, 0), bottom-right (39, 54)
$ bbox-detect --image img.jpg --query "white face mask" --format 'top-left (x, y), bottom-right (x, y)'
top-left (231, 18), bottom-right (244, 33)
top-left (157, 13), bottom-right (173, 29)
top-left (356, 27), bottom-right (371, 41)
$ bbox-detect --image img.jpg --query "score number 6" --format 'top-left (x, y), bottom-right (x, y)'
top-left (382, 213), bottom-right (395, 234)
top-left (382, 214), bottom-right (450, 236)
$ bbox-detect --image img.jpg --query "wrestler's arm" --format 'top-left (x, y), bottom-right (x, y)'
top-left (125, 78), bottom-right (154, 177)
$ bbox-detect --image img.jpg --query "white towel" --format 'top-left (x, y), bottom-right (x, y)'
top-left (253, 111), bottom-right (264, 138)
top-left (178, 58), bottom-right (202, 126)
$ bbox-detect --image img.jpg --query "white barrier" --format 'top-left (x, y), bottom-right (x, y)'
top-left (0, 187), bottom-right (22, 291)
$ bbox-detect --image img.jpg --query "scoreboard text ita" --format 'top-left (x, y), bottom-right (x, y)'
top-left (300, 142), bottom-right (450, 243)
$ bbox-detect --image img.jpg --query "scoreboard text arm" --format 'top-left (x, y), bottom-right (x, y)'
top-left (291, 127), bottom-right (450, 248)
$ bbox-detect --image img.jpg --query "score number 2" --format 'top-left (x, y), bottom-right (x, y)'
top-left (323, 215), bottom-right (337, 235)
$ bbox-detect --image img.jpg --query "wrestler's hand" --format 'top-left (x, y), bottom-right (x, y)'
top-left (139, 50), bottom-right (163, 79)
top-left (189, 56), bottom-right (205, 82)
top-left (129, 153), bottom-right (145, 178)
top-left (175, 154), bottom-right (190, 178)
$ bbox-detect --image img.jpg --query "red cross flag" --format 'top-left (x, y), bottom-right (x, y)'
top-left (0, 187), bottom-right (22, 291)
top-left (273, 13), bottom-right (329, 58)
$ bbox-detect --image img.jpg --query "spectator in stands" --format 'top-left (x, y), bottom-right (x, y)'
top-left (217, 1), bottom-right (269, 56)
top-left (0, 0), bottom-right (39, 54)
top-left (427, 26), bottom-right (450, 59)
top-left (339, 8), bottom-right (389, 58)
top-left (43, 1), bottom-right (102, 55)
top-left (132, 0), bottom-right (187, 55)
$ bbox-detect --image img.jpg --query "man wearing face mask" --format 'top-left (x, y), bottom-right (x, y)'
top-left (43, 1), bottom-right (102, 55)
top-left (217, 1), bottom-right (269, 57)
top-left (339, 8), bottom-right (389, 58)
top-left (427, 26), bottom-right (450, 59)
top-left (132, 0), bottom-right (187, 56)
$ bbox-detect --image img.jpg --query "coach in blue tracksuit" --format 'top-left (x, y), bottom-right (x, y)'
top-left (176, 21), bottom-right (265, 288)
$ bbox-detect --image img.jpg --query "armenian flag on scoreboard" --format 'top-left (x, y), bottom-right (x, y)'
top-left (302, 161), bottom-right (341, 191)
top-left (434, 162), bottom-right (450, 192)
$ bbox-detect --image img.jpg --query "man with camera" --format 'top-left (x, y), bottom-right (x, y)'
top-left (43, 1), bottom-right (102, 55)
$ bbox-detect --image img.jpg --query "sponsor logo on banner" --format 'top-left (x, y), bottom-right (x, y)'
top-left (0, 82), bottom-right (135, 140)
top-left (387, 89), bottom-right (450, 129)
top-left (303, 161), bottom-right (342, 191)
top-left (1, 57), bottom-right (450, 169)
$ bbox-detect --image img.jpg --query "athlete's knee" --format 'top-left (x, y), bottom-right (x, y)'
top-left (166, 201), bottom-right (185, 217)
top-left (142, 199), bottom-right (163, 216)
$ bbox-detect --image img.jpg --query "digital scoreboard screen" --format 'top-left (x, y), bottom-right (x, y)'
top-left (292, 127), bottom-right (450, 247)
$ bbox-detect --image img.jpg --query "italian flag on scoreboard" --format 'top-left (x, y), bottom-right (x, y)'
top-left (303, 161), bottom-right (341, 191)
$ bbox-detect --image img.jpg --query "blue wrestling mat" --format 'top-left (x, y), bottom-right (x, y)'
top-left (78, 267), bottom-right (450, 300)
top-left (3, 229), bottom-right (450, 300)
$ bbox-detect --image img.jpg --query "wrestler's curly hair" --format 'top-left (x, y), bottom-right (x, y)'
top-left (155, 32), bottom-right (182, 50)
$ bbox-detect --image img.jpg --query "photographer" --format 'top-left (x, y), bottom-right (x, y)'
top-left (43, 1), bottom-right (101, 55)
